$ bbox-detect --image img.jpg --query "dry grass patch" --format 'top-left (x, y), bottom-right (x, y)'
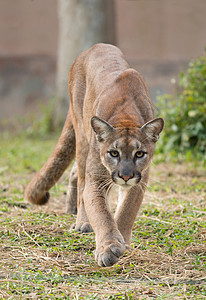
top-left (0, 133), bottom-right (205, 299)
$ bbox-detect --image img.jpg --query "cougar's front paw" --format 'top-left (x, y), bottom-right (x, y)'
top-left (95, 235), bottom-right (125, 267)
top-left (71, 222), bottom-right (93, 233)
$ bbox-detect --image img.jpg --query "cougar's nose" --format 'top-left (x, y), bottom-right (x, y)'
top-left (118, 172), bottom-right (134, 182)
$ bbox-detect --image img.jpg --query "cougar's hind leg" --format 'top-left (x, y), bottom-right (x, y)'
top-left (74, 138), bottom-right (93, 233)
top-left (66, 161), bottom-right (78, 214)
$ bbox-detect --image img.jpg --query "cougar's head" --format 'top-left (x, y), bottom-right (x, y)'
top-left (91, 116), bottom-right (164, 188)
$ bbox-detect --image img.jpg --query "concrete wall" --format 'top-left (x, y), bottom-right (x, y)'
top-left (0, 0), bottom-right (58, 126)
top-left (115, 0), bottom-right (206, 99)
top-left (116, 0), bottom-right (206, 61)
top-left (0, 0), bottom-right (206, 127)
top-left (0, 0), bottom-right (58, 56)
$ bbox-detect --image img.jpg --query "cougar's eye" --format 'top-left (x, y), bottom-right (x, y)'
top-left (109, 150), bottom-right (119, 157)
top-left (135, 151), bottom-right (145, 158)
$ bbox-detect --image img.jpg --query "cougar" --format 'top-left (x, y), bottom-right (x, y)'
top-left (25, 44), bottom-right (164, 267)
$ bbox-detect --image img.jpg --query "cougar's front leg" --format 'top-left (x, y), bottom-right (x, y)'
top-left (83, 179), bottom-right (125, 267)
top-left (114, 171), bottom-right (149, 245)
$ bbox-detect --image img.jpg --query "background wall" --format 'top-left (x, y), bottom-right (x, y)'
top-left (0, 0), bottom-right (206, 126)
top-left (115, 0), bottom-right (206, 99)
top-left (0, 0), bottom-right (58, 56)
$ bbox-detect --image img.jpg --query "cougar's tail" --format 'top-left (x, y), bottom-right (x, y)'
top-left (24, 110), bottom-right (76, 205)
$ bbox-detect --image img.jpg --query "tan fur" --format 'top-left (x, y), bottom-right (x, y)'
top-left (25, 44), bottom-right (164, 267)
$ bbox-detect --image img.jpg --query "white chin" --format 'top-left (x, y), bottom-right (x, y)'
top-left (120, 184), bottom-right (132, 189)
top-left (115, 178), bottom-right (137, 187)
top-left (115, 177), bottom-right (126, 186)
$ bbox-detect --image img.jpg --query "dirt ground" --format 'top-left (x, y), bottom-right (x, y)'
top-left (0, 160), bottom-right (205, 299)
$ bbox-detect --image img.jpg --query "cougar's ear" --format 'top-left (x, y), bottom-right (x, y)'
top-left (141, 118), bottom-right (164, 142)
top-left (91, 116), bottom-right (114, 142)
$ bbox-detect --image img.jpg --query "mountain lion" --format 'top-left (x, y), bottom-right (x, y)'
top-left (25, 44), bottom-right (164, 267)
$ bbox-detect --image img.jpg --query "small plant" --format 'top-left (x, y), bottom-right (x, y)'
top-left (157, 51), bottom-right (206, 158)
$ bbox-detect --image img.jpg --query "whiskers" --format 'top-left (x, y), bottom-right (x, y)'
top-left (133, 180), bottom-right (148, 195)
top-left (100, 178), bottom-right (115, 197)
top-left (89, 176), bottom-right (115, 196)
top-left (140, 180), bottom-right (148, 190)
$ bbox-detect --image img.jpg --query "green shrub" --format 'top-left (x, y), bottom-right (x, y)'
top-left (157, 52), bottom-right (206, 157)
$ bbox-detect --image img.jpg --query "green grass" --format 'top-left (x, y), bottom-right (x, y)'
top-left (0, 131), bottom-right (205, 299)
